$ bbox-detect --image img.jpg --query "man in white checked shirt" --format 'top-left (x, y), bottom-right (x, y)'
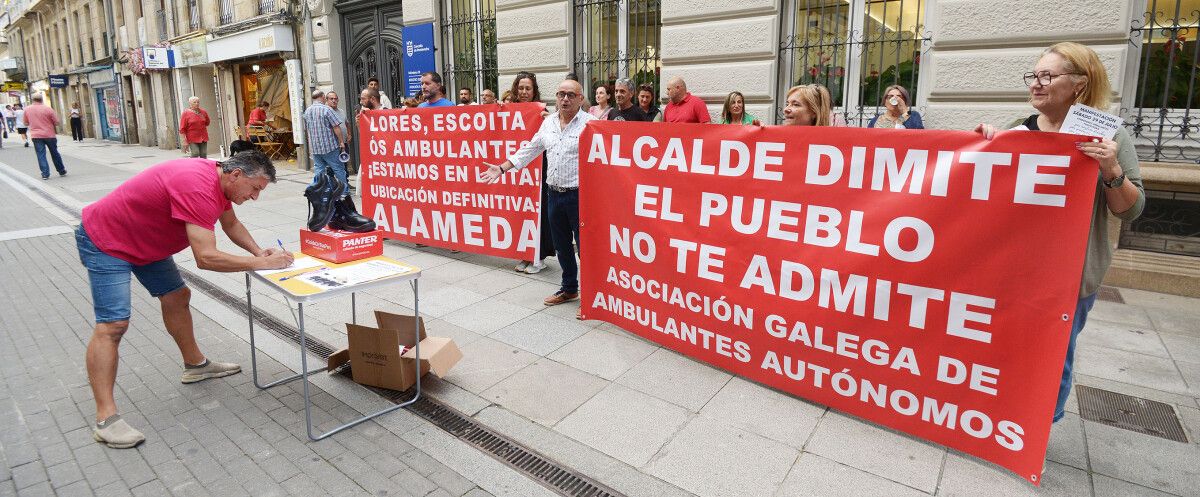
top-left (483, 79), bottom-right (595, 311)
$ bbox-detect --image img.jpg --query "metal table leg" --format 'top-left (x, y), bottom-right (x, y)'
top-left (247, 273), bottom-right (324, 390)
top-left (299, 278), bottom-right (422, 441)
top-left (245, 273), bottom-right (423, 441)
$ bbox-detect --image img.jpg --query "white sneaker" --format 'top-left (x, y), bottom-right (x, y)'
top-left (525, 261), bottom-right (546, 274)
top-left (514, 261), bottom-right (531, 272)
top-left (93, 414), bottom-right (145, 449)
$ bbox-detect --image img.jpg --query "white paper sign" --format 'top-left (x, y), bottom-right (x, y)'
top-left (297, 260), bottom-right (415, 289)
top-left (1060, 104), bottom-right (1122, 140)
top-left (255, 255), bottom-right (323, 276)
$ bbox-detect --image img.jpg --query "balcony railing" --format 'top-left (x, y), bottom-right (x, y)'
top-left (156, 9), bottom-right (168, 41)
top-left (220, 0), bottom-right (234, 25)
top-left (189, 0), bottom-right (200, 30)
top-left (259, 0), bottom-right (276, 15)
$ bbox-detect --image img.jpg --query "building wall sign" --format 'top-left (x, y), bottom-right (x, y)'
top-left (175, 37), bottom-right (209, 67)
top-left (286, 59), bottom-right (305, 145)
top-left (142, 47), bottom-right (176, 69)
top-left (206, 24), bottom-right (296, 63)
top-left (401, 23), bottom-right (436, 98)
top-left (48, 75), bottom-right (68, 88)
top-left (87, 67), bottom-right (117, 88)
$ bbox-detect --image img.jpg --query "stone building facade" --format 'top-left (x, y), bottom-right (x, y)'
top-left (1, 0), bottom-right (1196, 294)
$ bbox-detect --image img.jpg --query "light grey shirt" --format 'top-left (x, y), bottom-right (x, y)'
top-left (508, 110), bottom-right (596, 189)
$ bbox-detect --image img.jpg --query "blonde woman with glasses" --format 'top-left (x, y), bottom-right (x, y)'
top-left (975, 42), bottom-right (1145, 439)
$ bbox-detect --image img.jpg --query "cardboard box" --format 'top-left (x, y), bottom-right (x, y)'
top-left (300, 228), bottom-right (383, 264)
top-left (327, 311), bottom-right (462, 391)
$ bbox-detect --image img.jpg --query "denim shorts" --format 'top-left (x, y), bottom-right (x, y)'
top-left (75, 224), bottom-right (186, 323)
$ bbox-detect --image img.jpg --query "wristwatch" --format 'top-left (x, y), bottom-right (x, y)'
top-left (1103, 173), bottom-right (1126, 189)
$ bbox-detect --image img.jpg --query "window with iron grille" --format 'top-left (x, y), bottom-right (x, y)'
top-left (220, 0), bottom-right (234, 25)
top-left (1125, 0), bottom-right (1200, 164)
top-left (189, 0), bottom-right (200, 30)
top-left (156, 9), bottom-right (168, 41)
top-left (573, 0), bottom-right (661, 99)
top-left (441, 0), bottom-right (498, 102)
top-left (777, 0), bottom-right (930, 125)
top-left (259, 0), bottom-right (276, 15)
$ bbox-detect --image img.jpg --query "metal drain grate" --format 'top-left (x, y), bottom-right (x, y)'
top-left (1077, 386), bottom-right (1188, 442)
top-left (1096, 286), bottom-right (1125, 304)
top-left (179, 271), bottom-right (339, 359)
top-left (12, 168), bottom-right (624, 497)
top-left (376, 389), bottom-right (624, 497)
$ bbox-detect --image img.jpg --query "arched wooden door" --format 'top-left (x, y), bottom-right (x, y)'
top-left (337, 0), bottom-right (403, 171)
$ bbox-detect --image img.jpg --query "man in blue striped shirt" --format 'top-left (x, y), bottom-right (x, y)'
top-left (303, 90), bottom-right (348, 190)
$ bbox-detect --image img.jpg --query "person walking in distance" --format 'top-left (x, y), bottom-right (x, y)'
top-left (179, 97), bottom-right (211, 158)
top-left (23, 94), bottom-right (68, 179)
top-left (76, 150), bottom-right (293, 448)
top-left (3, 104), bottom-right (16, 134)
top-left (70, 102), bottom-right (85, 141)
top-left (15, 103), bottom-right (30, 147)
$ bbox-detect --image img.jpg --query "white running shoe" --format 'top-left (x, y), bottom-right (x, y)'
top-left (525, 261), bottom-right (546, 274)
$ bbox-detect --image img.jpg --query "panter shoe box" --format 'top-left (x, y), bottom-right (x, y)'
top-left (327, 311), bottom-right (463, 392)
top-left (299, 228), bottom-right (383, 263)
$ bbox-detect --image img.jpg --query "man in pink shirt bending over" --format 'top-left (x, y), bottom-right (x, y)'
top-left (23, 93), bottom-right (68, 179)
top-left (76, 150), bottom-right (294, 448)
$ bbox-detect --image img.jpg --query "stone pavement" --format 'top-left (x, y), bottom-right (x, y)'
top-left (2, 135), bottom-right (1199, 497)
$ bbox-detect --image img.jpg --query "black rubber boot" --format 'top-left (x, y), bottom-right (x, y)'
top-left (304, 170), bottom-right (346, 232)
top-left (329, 196), bottom-right (376, 232)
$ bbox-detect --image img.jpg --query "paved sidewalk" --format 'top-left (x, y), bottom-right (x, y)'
top-left (2, 135), bottom-right (1199, 497)
top-left (0, 139), bottom-right (522, 497)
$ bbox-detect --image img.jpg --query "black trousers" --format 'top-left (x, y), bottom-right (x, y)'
top-left (70, 117), bottom-right (83, 141)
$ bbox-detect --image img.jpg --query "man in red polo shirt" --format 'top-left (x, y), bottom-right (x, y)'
top-left (662, 76), bottom-right (711, 124)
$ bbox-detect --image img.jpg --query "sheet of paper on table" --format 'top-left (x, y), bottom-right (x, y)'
top-left (255, 255), bottom-right (324, 276)
top-left (1060, 103), bottom-right (1122, 140)
top-left (297, 260), bottom-right (416, 289)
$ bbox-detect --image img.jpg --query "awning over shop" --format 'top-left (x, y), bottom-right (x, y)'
top-left (207, 24), bottom-right (295, 63)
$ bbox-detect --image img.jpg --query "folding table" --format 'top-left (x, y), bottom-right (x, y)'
top-left (244, 254), bottom-right (422, 441)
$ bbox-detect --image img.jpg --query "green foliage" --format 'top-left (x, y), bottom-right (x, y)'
top-left (1135, 39), bottom-right (1199, 109)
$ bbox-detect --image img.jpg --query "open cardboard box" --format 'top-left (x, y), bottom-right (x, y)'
top-left (327, 310), bottom-right (462, 391)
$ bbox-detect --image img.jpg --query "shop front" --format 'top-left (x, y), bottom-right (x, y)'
top-left (207, 23), bottom-right (303, 161)
top-left (87, 67), bottom-right (123, 142)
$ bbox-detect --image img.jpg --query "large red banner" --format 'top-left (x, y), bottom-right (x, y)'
top-left (578, 122), bottom-right (1098, 484)
top-left (359, 103), bottom-right (545, 259)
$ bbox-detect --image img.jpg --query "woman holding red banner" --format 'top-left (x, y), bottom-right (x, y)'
top-left (975, 42), bottom-right (1145, 429)
top-left (781, 84), bottom-right (833, 126)
top-left (508, 72), bottom-right (557, 274)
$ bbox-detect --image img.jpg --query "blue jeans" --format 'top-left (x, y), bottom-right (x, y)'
top-left (310, 149), bottom-right (348, 191)
top-left (1054, 293), bottom-right (1098, 422)
top-left (33, 137), bottom-right (66, 178)
top-left (547, 189), bottom-right (580, 294)
top-left (75, 224), bottom-right (186, 323)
